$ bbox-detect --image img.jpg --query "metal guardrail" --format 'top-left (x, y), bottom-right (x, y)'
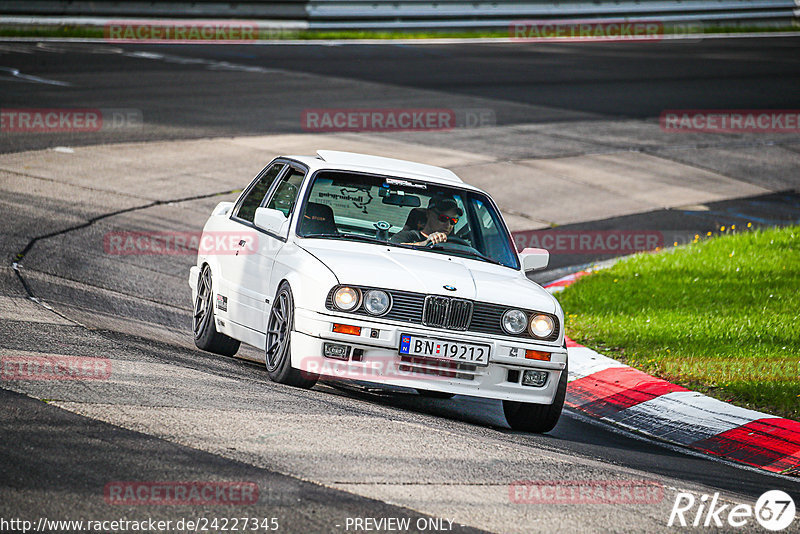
top-left (1, 0), bottom-right (798, 29)
top-left (309, 0), bottom-right (795, 18)
top-left (308, 0), bottom-right (799, 29)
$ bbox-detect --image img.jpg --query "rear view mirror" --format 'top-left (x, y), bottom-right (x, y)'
top-left (254, 207), bottom-right (288, 236)
top-left (519, 248), bottom-right (549, 273)
top-left (382, 192), bottom-right (421, 207)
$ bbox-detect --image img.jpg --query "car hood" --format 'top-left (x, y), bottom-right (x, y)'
top-left (298, 239), bottom-right (558, 314)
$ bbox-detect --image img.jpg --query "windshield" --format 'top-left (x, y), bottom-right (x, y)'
top-left (296, 171), bottom-right (520, 269)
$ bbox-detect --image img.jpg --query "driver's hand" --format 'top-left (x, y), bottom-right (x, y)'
top-left (426, 232), bottom-right (448, 244)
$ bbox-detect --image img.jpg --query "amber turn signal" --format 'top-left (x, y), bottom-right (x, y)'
top-left (332, 323), bottom-right (362, 336)
top-left (525, 350), bottom-right (551, 361)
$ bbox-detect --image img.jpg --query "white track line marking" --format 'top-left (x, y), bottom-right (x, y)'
top-left (0, 66), bottom-right (72, 86)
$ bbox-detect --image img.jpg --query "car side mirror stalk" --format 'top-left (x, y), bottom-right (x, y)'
top-left (519, 248), bottom-right (549, 273)
top-left (254, 207), bottom-right (288, 236)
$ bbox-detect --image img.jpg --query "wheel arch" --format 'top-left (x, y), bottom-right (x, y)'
top-left (268, 245), bottom-right (339, 313)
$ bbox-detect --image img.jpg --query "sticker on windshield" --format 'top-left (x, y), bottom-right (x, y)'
top-left (341, 187), bottom-right (373, 214)
top-left (384, 178), bottom-right (427, 189)
top-left (317, 188), bottom-right (373, 214)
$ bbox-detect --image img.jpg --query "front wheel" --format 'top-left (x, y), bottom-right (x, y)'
top-left (503, 364), bottom-right (567, 433)
top-left (265, 282), bottom-right (317, 389)
top-left (193, 265), bottom-right (240, 356)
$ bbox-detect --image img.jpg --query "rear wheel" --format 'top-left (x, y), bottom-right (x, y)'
top-left (193, 265), bottom-right (240, 356)
top-left (265, 282), bottom-right (318, 388)
top-left (503, 364), bottom-right (567, 433)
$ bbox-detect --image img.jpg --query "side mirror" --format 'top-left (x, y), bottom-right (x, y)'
top-left (519, 247), bottom-right (549, 273)
top-left (213, 201), bottom-right (234, 217)
top-left (254, 207), bottom-right (288, 236)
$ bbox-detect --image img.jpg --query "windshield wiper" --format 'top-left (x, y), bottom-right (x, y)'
top-left (427, 244), bottom-right (504, 266)
top-left (303, 233), bottom-right (386, 244)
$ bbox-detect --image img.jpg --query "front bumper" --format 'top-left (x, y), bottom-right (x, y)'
top-left (290, 308), bottom-right (567, 404)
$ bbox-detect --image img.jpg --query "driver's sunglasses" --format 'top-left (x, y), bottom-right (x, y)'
top-left (437, 214), bottom-right (459, 225)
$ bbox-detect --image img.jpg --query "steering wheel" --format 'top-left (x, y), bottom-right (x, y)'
top-left (446, 235), bottom-right (470, 246)
top-left (428, 235), bottom-right (469, 247)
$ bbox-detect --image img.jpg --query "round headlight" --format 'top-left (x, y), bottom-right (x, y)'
top-left (363, 289), bottom-right (391, 315)
top-left (502, 309), bottom-right (528, 335)
top-left (529, 314), bottom-right (555, 338)
top-left (333, 286), bottom-right (360, 311)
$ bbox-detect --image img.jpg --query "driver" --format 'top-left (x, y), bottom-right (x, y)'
top-left (390, 195), bottom-right (462, 246)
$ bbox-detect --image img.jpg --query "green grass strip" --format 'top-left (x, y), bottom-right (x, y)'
top-left (0, 26), bottom-right (507, 40)
top-left (558, 224), bottom-right (800, 420)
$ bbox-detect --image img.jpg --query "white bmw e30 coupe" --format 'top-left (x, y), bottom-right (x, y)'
top-left (190, 150), bottom-right (567, 432)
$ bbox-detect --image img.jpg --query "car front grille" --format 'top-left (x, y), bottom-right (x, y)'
top-left (422, 296), bottom-right (472, 330)
top-left (325, 286), bottom-right (559, 341)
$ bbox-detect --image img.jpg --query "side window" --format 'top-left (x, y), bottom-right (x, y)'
top-left (235, 163), bottom-right (284, 223)
top-left (471, 197), bottom-right (516, 268)
top-left (267, 167), bottom-right (305, 217)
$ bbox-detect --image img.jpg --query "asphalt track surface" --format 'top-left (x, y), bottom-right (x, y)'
top-left (0, 37), bottom-right (799, 151)
top-left (1, 37), bottom-right (799, 533)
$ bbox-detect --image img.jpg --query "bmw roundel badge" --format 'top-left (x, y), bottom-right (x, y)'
top-left (443, 285), bottom-right (457, 291)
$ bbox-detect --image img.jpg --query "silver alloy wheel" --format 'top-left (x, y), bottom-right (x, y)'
top-left (265, 289), bottom-right (291, 371)
top-left (193, 266), bottom-right (213, 338)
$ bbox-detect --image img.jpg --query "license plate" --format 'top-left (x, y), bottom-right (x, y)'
top-left (399, 335), bottom-right (490, 366)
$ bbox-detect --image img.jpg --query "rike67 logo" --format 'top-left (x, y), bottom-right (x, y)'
top-left (668, 490), bottom-right (795, 531)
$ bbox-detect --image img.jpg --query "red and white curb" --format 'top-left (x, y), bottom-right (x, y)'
top-left (544, 272), bottom-right (800, 476)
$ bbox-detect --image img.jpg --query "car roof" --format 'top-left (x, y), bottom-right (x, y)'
top-left (283, 150), bottom-right (483, 192)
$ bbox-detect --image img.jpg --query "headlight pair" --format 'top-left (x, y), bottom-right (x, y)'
top-left (333, 286), bottom-right (391, 316)
top-left (502, 309), bottom-right (555, 338)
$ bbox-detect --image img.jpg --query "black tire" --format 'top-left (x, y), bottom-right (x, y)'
top-left (416, 389), bottom-right (455, 399)
top-left (503, 363), bottom-right (567, 433)
top-left (265, 282), bottom-right (318, 389)
top-left (193, 265), bottom-right (240, 356)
